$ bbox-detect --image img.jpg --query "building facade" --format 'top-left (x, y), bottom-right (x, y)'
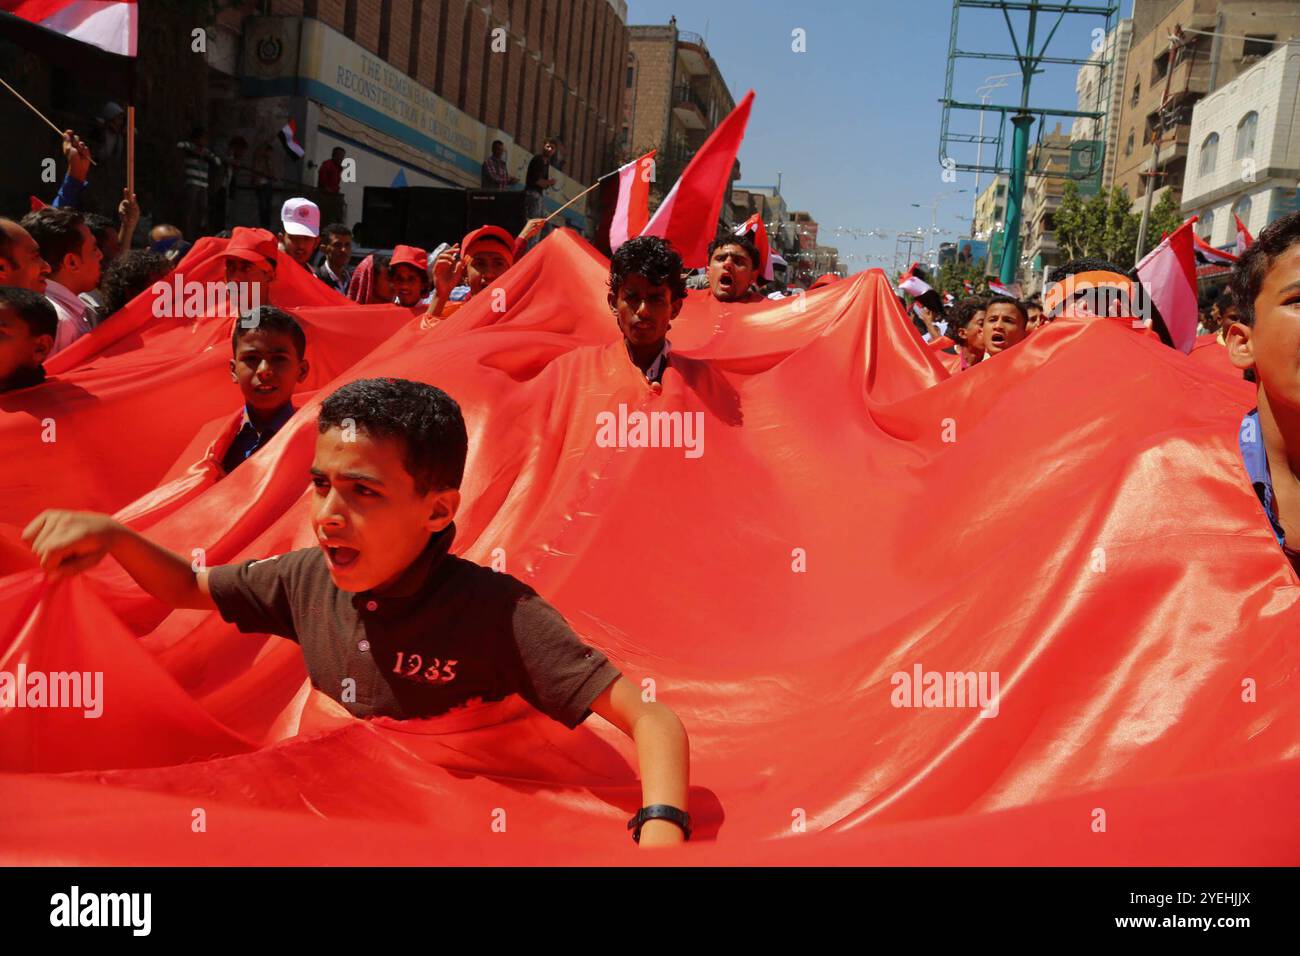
top-left (1021, 125), bottom-right (1072, 295)
top-left (625, 20), bottom-right (737, 204)
top-left (1110, 0), bottom-right (1299, 213)
top-left (1180, 42), bottom-right (1300, 249)
top-left (203, 0), bottom-right (630, 234)
top-left (1071, 19), bottom-right (1133, 191)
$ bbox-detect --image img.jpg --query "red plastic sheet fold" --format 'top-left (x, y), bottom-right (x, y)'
top-left (0, 231), bottom-right (1296, 864)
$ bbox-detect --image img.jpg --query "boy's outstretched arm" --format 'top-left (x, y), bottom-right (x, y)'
top-left (22, 510), bottom-right (216, 611)
top-left (590, 676), bottom-right (690, 848)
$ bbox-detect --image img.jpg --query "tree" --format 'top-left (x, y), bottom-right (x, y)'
top-left (936, 256), bottom-right (984, 298)
top-left (1053, 181), bottom-right (1187, 270)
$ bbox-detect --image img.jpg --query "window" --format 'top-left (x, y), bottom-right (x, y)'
top-left (1124, 129), bottom-right (1134, 156)
top-left (1199, 132), bottom-right (1219, 175)
top-left (1233, 195), bottom-right (1252, 227)
top-left (1198, 209), bottom-right (1214, 241)
top-left (1243, 35), bottom-right (1275, 58)
top-left (1152, 50), bottom-right (1169, 83)
top-left (1235, 111), bottom-right (1258, 160)
top-left (626, 66), bottom-right (634, 87)
top-left (1131, 80), bottom-right (1141, 107)
top-left (1144, 111), bottom-right (1160, 145)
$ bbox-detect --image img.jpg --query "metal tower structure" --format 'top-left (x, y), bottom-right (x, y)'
top-left (939, 1), bottom-right (1119, 285)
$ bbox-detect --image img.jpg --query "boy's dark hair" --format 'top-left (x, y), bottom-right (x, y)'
top-left (19, 207), bottom-right (87, 270)
top-left (1215, 287), bottom-right (1235, 310)
top-left (1025, 296), bottom-right (1042, 310)
top-left (232, 305), bottom-right (307, 359)
top-left (1231, 211), bottom-right (1300, 327)
top-left (101, 249), bottom-right (173, 317)
top-left (318, 378), bottom-right (468, 494)
top-left (0, 286), bottom-right (58, 339)
top-left (708, 235), bottom-right (761, 271)
top-left (1047, 256), bottom-right (1129, 284)
top-left (83, 213), bottom-right (116, 245)
top-left (985, 294), bottom-right (1029, 325)
top-left (953, 296), bottom-right (988, 331)
top-left (373, 253), bottom-right (391, 273)
top-left (609, 235), bottom-right (686, 300)
top-left (321, 222), bottom-right (351, 242)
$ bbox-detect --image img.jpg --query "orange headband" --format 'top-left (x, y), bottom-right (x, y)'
top-left (1042, 270), bottom-right (1137, 318)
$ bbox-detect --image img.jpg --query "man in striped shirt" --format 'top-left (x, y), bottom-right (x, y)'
top-left (177, 127), bottom-right (221, 241)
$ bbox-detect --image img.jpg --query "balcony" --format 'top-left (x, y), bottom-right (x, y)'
top-left (672, 82), bottom-right (711, 130)
top-left (676, 31), bottom-right (710, 76)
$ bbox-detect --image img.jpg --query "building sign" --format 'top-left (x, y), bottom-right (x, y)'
top-left (241, 17), bottom-right (588, 221)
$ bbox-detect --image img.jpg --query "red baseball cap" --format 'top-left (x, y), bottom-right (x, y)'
top-left (223, 227), bottom-right (278, 267)
top-left (390, 244), bottom-right (429, 273)
top-left (461, 225), bottom-right (516, 263)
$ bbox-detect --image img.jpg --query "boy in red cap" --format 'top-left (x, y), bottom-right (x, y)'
top-left (389, 244), bottom-right (430, 308)
top-left (425, 225), bottom-right (515, 319)
top-left (222, 227), bottom-right (278, 308)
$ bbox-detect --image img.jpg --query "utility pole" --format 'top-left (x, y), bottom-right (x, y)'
top-left (1136, 26), bottom-right (1185, 262)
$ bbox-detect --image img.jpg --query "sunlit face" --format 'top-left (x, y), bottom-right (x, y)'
top-left (56, 222), bottom-right (103, 294)
top-left (310, 427), bottom-right (459, 592)
top-left (465, 246), bottom-right (511, 295)
top-left (609, 272), bottom-right (682, 353)
top-left (958, 310), bottom-right (986, 353)
top-left (225, 256), bottom-right (276, 304)
top-left (0, 306), bottom-right (53, 386)
top-left (390, 264), bottom-right (426, 307)
top-left (229, 329), bottom-right (307, 415)
top-left (707, 244), bottom-right (757, 302)
top-left (1229, 244), bottom-right (1300, 410)
top-left (323, 233), bottom-right (353, 272)
top-left (983, 303), bottom-right (1028, 356)
top-left (373, 265), bottom-right (394, 303)
top-left (0, 222), bottom-right (51, 293)
top-left (279, 232), bottom-right (319, 266)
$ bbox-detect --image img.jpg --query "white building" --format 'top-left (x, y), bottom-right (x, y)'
top-left (1180, 42), bottom-right (1300, 249)
top-left (1070, 19), bottom-right (1132, 192)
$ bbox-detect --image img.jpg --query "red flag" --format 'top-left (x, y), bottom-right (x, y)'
top-left (606, 149), bottom-right (656, 252)
top-left (1, 0), bottom-right (137, 56)
top-left (1136, 216), bottom-right (1199, 353)
top-left (279, 118), bottom-right (305, 159)
top-left (1191, 225), bottom-right (1237, 267)
top-left (897, 262), bottom-right (932, 298)
top-left (733, 212), bottom-right (771, 280)
top-left (1235, 213), bottom-right (1254, 254)
top-left (640, 90), bottom-right (754, 268)
top-left (28, 195), bottom-right (48, 211)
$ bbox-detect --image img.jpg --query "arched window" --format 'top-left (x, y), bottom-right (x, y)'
top-left (1235, 111), bottom-right (1258, 160)
top-left (1233, 195), bottom-right (1252, 227)
top-left (1199, 132), bottom-right (1219, 175)
top-left (1198, 209), bottom-right (1215, 241)
top-left (1124, 129), bottom-right (1135, 156)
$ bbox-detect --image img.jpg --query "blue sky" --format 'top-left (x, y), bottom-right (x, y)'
top-left (627, 0), bottom-right (1132, 274)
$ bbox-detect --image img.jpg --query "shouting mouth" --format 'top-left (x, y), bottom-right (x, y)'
top-left (323, 543), bottom-right (361, 570)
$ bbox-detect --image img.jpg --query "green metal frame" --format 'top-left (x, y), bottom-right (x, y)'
top-left (939, 0), bottom-right (1118, 284)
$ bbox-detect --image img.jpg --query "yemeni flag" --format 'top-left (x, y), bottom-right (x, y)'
top-left (606, 149), bottom-right (656, 252)
top-left (897, 262), bottom-right (932, 298)
top-left (280, 118), bottom-right (305, 159)
top-left (1191, 227), bottom-right (1237, 267)
top-left (734, 212), bottom-right (772, 280)
top-left (962, 279), bottom-right (974, 294)
top-left (988, 279), bottom-right (1021, 298)
top-left (1136, 217), bottom-right (1199, 354)
top-left (1236, 213), bottom-right (1254, 254)
top-left (641, 90), bottom-right (754, 268)
top-left (0, 0), bottom-right (137, 55)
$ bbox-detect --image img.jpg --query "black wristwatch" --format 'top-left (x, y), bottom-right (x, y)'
top-left (627, 805), bottom-right (692, 843)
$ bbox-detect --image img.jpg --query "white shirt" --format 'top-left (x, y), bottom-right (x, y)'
top-left (45, 279), bottom-right (96, 354)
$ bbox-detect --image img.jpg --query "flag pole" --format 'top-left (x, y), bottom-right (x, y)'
top-left (542, 178), bottom-right (604, 223)
top-left (126, 105), bottom-right (135, 200)
top-left (0, 75), bottom-right (97, 166)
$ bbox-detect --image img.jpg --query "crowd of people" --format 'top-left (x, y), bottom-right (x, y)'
top-left (5, 117), bottom-right (1300, 846)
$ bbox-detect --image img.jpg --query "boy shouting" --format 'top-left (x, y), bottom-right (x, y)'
top-left (24, 378), bottom-right (691, 846)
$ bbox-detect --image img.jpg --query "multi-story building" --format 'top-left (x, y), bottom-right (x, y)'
top-left (1071, 19), bottom-right (1133, 191)
top-left (625, 19), bottom-right (737, 205)
top-left (1110, 0), bottom-right (1299, 214)
top-left (1021, 125), bottom-right (1072, 295)
top-left (1180, 42), bottom-right (1300, 250)
top-left (971, 174), bottom-right (1007, 241)
top-left (218, 1), bottom-right (631, 233)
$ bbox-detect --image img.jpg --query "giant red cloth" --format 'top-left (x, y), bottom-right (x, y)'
top-left (0, 231), bottom-right (1294, 865)
top-left (0, 237), bottom-right (414, 535)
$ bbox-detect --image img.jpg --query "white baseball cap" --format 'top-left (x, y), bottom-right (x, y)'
top-left (280, 197), bottom-right (321, 238)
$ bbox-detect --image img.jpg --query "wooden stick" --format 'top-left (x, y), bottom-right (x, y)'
top-left (126, 104), bottom-right (135, 198)
top-left (0, 75), bottom-right (95, 165)
top-left (543, 178), bottom-right (604, 223)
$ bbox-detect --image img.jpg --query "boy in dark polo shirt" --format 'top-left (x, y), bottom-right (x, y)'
top-left (222, 306), bottom-right (309, 475)
top-left (24, 378), bottom-right (691, 846)
top-left (1224, 211), bottom-right (1300, 573)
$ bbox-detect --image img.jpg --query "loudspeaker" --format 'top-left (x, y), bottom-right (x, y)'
top-left (359, 187), bottom-right (409, 249)
top-left (405, 187), bottom-right (468, 249)
top-left (466, 189), bottom-right (527, 237)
